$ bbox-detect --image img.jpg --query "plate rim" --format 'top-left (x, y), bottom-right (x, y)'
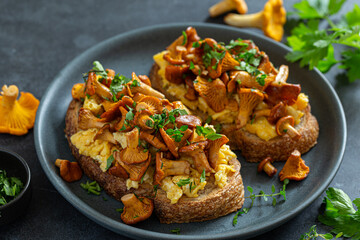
top-left (34, 22), bottom-right (347, 240)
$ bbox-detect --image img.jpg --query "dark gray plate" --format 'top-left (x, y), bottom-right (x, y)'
top-left (34, 23), bottom-right (346, 240)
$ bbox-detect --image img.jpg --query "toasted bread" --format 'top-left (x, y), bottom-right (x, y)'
top-left (65, 99), bottom-right (244, 223)
top-left (149, 63), bottom-right (319, 162)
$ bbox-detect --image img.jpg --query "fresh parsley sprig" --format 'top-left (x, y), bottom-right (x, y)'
top-left (233, 179), bottom-right (289, 226)
top-left (299, 225), bottom-right (337, 240)
top-left (286, 0), bottom-right (360, 82)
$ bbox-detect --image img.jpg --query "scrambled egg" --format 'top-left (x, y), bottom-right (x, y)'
top-left (245, 93), bottom-right (309, 141)
top-left (214, 145), bottom-right (237, 188)
top-left (70, 128), bottom-right (116, 171)
top-left (153, 51), bottom-right (237, 124)
top-left (158, 142), bottom-right (236, 204)
top-left (161, 177), bottom-right (184, 204)
top-left (83, 95), bottom-right (102, 115)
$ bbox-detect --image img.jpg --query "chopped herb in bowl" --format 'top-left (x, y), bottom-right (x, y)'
top-left (0, 169), bottom-right (24, 206)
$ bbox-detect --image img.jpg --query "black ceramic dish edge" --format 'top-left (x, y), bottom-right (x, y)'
top-left (34, 22), bottom-right (347, 240)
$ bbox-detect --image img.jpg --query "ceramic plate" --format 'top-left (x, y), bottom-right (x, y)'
top-left (34, 23), bottom-right (346, 240)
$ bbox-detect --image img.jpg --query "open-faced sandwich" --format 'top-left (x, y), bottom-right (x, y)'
top-left (150, 27), bottom-right (319, 162)
top-left (65, 62), bottom-right (244, 224)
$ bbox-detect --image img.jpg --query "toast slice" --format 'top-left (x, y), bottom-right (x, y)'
top-left (65, 84), bottom-right (244, 223)
top-left (149, 27), bottom-right (319, 162)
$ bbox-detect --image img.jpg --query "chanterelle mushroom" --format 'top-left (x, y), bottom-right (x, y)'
top-left (114, 151), bottom-right (151, 181)
top-left (130, 72), bottom-right (165, 99)
top-left (279, 150), bottom-right (309, 181)
top-left (159, 128), bottom-right (179, 158)
top-left (154, 152), bottom-right (190, 185)
top-left (134, 109), bottom-right (154, 131)
top-left (236, 88), bottom-right (265, 128)
top-left (120, 128), bottom-right (149, 164)
top-left (193, 77), bottom-right (228, 112)
top-left (207, 135), bottom-right (229, 169)
top-left (208, 51), bottom-right (240, 79)
top-left (179, 141), bottom-right (213, 173)
top-left (120, 193), bottom-right (154, 225)
top-left (276, 115), bottom-right (301, 140)
top-left (93, 124), bottom-right (116, 144)
top-left (224, 0), bottom-right (286, 41)
top-left (55, 159), bottom-right (83, 182)
top-left (209, 0), bottom-right (248, 17)
top-left (139, 131), bottom-right (168, 151)
top-left (78, 108), bottom-right (105, 130)
top-left (0, 85), bottom-right (39, 135)
top-left (228, 70), bottom-right (274, 92)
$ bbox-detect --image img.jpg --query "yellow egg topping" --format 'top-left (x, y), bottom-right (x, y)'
top-left (83, 95), bottom-right (102, 115)
top-left (214, 144), bottom-right (237, 188)
top-left (70, 128), bottom-right (116, 171)
top-left (245, 93), bottom-right (309, 141)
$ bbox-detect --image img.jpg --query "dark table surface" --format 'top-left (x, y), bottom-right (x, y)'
top-left (0, 0), bottom-right (358, 239)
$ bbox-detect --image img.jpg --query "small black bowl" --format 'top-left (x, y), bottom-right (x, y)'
top-left (0, 148), bottom-right (32, 225)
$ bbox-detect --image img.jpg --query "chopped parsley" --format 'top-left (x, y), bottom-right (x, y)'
top-left (202, 42), bottom-right (226, 69)
top-left (182, 31), bottom-right (187, 45)
top-left (105, 154), bottom-right (115, 171)
top-left (192, 41), bottom-right (200, 48)
top-left (91, 61), bottom-right (108, 79)
top-left (170, 228), bottom-right (181, 235)
top-left (189, 61), bottom-right (195, 70)
top-left (200, 169), bottom-right (206, 183)
top-left (80, 181), bottom-right (102, 195)
top-left (116, 208), bottom-right (123, 213)
top-left (195, 126), bottom-right (222, 140)
top-left (109, 74), bottom-right (132, 101)
top-left (176, 178), bottom-right (191, 187)
top-left (0, 169), bottom-right (24, 206)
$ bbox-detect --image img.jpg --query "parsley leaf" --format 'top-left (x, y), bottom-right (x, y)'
top-left (287, 1), bottom-right (360, 82)
top-left (339, 49), bottom-right (360, 83)
top-left (105, 154), bottom-right (115, 171)
top-left (92, 61), bottom-right (108, 79)
top-left (317, 188), bottom-right (360, 238)
top-left (200, 169), bottom-right (206, 183)
top-left (0, 169), bottom-right (24, 206)
top-left (170, 228), bottom-right (181, 234)
top-left (196, 126), bottom-right (222, 140)
top-left (109, 74), bottom-right (132, 101)
top-left (176, 178), bottom-right (191, 187)
top-left (182, 31), bottom-right (187, 46)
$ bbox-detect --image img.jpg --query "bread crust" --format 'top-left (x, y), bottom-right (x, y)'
top-left (65, 99), bottom-right (245, 223)
top-left (149, 63), bottom-right (319, 162)
top-left (154, 157), bottom-right (244, 223)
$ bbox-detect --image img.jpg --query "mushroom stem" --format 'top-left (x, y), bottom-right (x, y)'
top-left (209, 0), bottom-right (248, 17)
top-left (121, 194), bottom-right (143, 210)
top-left (257, 157), bottom-right (277, 177)
top-left (1, 85), bottom-right (19, 109)
top-left (263, 161), bottom-right (277, 177)
top-left (55, 159), bottom-right (62, 168)
top-left (253, 109), bottom-right (271, 119)
top-left (284, 123), bottom-right (301, 140)
top-left (224, 12), bottom-right (264, 29)
top-left (209, 1), bottom-right (235, 17)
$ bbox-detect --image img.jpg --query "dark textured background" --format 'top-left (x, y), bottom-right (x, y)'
top-left (0, 0), bottom-right (358, 239)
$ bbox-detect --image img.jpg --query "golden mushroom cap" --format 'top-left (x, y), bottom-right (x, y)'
top-left (262, 0), bottom-right (286, 41)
